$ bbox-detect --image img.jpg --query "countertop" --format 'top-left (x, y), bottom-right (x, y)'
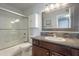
top-left (32, 36), bottom-right (79, 49)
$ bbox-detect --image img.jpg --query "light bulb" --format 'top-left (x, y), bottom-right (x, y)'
top-left (61, 3), bottom-right (68, 6)
top-left (49, 4), bottom-right (55, 10)
top-left (55, 3), bottom-right (60, 8)
top-left (44, 6), bottom-right (50, 12)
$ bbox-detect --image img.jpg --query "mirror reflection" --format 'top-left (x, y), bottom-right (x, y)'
top-left (42, 7), bottom-right (71, 29)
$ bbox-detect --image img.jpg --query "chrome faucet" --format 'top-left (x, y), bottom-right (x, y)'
top-left (48, 32), bottom-right (57, 37)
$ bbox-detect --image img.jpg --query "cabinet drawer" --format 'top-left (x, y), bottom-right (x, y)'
top-left (39, 41), bottom-right (72, 55)
top-left (32, 39), bottom-right (39, 45)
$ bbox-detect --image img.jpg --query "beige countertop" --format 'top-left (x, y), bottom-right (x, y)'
top-left (32, 36), bottom-right (79, 49)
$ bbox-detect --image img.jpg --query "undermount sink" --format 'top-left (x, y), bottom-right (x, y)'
top-left (45, 36), bottom-right (66, 42)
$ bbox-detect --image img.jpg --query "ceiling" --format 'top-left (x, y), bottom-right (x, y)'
top-left (6, 3), bottom-right (39, 11)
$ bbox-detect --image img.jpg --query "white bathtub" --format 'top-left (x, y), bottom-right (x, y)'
top-left (0, 42), bottom-right (32, 56)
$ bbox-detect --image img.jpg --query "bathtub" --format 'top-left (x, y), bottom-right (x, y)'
top-left (0, 42), bottom-right (32, 56)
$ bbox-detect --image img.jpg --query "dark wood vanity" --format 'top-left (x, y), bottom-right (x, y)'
top-left (32, 38), bottom-right (79, 56)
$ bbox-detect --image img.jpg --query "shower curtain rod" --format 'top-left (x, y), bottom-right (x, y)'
top-left (0, 7), bottom-right (26, 17)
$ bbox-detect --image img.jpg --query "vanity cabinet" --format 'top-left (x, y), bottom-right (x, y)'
top-left (32, 39), bottom-right (79, 56)
top-left (32, 46), bottom-right (49, 56)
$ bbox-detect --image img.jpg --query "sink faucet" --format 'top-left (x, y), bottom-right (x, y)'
top-left (48, 32), bottom-right (57, 37)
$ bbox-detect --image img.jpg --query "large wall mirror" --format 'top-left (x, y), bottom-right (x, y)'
top-left (42, 3), bottom-right (79, 31)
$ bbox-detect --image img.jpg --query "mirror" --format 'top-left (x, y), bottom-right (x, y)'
top-left (42, 4), bottom-right (79, 32)
top-left (57, 10), bottom-right (71, 28)
top-left (42, 8), bottom-right (71, 28)
top-left (42, 6), bottom-right (72, 31)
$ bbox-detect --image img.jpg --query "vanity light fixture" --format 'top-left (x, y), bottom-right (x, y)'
top-left (44, 3), bottom-right (68, 12)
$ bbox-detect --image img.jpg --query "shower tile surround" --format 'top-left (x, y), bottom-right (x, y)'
top-left (0, 10), bottom-right (28, 50)
top-left (41, 32), bottom-right (79, 39)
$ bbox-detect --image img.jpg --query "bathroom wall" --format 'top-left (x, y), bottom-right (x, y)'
top-left (23, 4), bottom-right (46, 43)
top-left (0, 10), bottom-right (28, 50)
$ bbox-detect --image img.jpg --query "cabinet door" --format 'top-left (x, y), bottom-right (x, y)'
top-left (32, 46), bottom-right (49, 56)
top-left (71, 49), bottom-right (79, 56)
top-left (39, 41), bottom-right (72, 56)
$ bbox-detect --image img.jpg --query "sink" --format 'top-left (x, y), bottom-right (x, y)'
top-left (45, 36), bottom-right (66, 42)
